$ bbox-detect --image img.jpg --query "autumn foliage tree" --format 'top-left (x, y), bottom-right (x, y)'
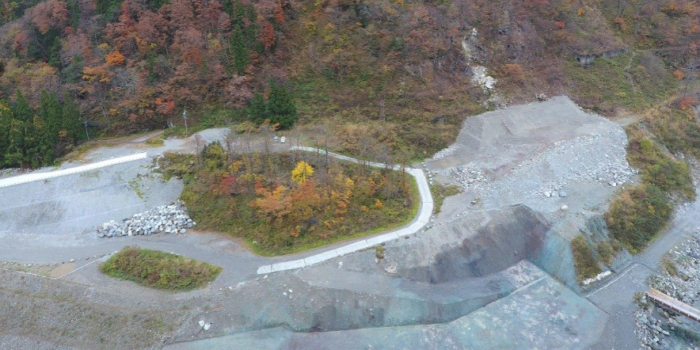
top-left (105, 50), bottom-right (125, 66)
top-left (261, 21), bottom-right (275, 52)
top-left (254, 184), bottom-right (292, 225)
top-left (291, 161), bottom-right (314, 184)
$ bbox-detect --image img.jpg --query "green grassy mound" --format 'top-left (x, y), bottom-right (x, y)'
top-left (100, 246), bottom-right (221, 290)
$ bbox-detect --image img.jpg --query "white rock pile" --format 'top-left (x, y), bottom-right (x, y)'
top-left (97, 201), bottom-right (195, 238)
top-left (448, 165), bottom-right (487, 189)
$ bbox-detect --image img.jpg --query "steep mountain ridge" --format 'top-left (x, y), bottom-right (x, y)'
top-left (0, 0), bottom-right (694, 157)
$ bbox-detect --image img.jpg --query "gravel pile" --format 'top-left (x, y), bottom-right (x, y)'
top-left (635, 232), bottom-right (700, 349)
top-left (431, 144), bottom-right (460, 160)
top-left (520, 131), bottom-right (636, 190)
top-left (445, 166), bottom-right (487, 189)
top-left (97, 201), bottom-right (195, 238)
top-left (434, 128), bottom-right (637, 201)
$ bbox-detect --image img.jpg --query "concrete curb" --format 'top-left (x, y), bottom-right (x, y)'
top-left (0, 153), bottom-right (148, 188)
top-left (256, 147), bottom-right (434, 274)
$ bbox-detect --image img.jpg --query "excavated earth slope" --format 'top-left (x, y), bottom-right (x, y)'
top-left (0, 97), bottom-right (633, 349)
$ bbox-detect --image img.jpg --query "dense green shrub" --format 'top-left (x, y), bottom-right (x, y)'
top-left (627, 136), bottom-right (695, 199)
top-left (605, 185), bottom-right (672, 253)
top-left (99, 246), bottom-right (222, 290)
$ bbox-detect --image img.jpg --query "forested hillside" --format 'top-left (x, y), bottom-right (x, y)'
top-left (0, 0), bottom-right (698, 166)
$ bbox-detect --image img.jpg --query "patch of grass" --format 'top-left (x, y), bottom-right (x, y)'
top-left (59, 141), bottom-right (99, 162)
top-left (626, 130), bottom-right (695, 199)
top-left (145, 135), bottom-right (164, 146)
top-left (633, 292), bottom-right (648, 309)
top-left (596, 240), bottom-right (615, 265)
top-left (662, 257), bottom-right (679, 277)
top-left (605, 184), bottom-right (672, 254)
top-left (645, 107), bottom-right (700, 159)
top-left (571, 234), bottom-right (601, 282)
top-left (80, 170), bottom-right (100, 178)
top-left (128, 178), bottom-right (144, 199)
top-left (565, 52), bottom-right (676, 114)
top-left (375, 245), bottom-right (385, 260)
top-left (292, 74), bottom-right (484, 160)
top-left (430, 182), bottom-right (462, 214)
top-left (158, 152), bottom-right (196, 181)
top-left (163, 106), bottom-right (248, 138)
top-left (99, 246), bottom-right (221, 290)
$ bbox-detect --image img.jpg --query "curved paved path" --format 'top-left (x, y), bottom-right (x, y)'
top-left (256, 146), bottom-right (434, 274)
top-left (0, 142), bottom-right (433, 282)
top-left (0, 153), bottom-right (147, 188)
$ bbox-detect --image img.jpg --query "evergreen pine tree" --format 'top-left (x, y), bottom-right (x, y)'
top-left (248, 92), bottom-right (267, 124)
top-left (27, 115), bottom-right (54, 167)
top-left (222, 0), bottom-right (233, 16)
top-left (0, 102), bottom-right (12, 168)
top-left (13, 90), bottom-right (32, 122)
top-left (245, 3), bottom-right (259, 51)
top-left (67, 0), bottom-right (80, 28)
top-left (61, 93), bottom-right (82, 145)
top-left (230, 24), bottom-right (249, 75)
top-left (233, 0), bottom-right (245, 26)
top-left (4, 119), bottom-right (25, 168)
top-left (49, 37), bottom-right (62, 68)
top-left (22, 116), bottom-right (40, 168)
top-left (39, 91), bottom-right (62, 146)
top-left (267, 80), bottom-right (297, 130)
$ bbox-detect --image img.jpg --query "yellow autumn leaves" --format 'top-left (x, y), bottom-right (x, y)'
top-left (291, 161), bottom-right (314, 184)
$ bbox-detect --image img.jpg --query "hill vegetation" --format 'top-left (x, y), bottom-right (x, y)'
top-left (0, 90), bottom-right (82, 168)
top-left (161, 139), bottom-right (417, 255)
top-left (0, 0), bottom-right (697, 167)
top-left (605, 122), bottom-right (696, 254)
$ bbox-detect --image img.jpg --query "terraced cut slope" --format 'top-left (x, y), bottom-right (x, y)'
top-left (0, 97), bottom-right (694, 349)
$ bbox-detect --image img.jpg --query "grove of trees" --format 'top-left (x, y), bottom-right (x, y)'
top-left (0, 90), bottom-right (82, 168)
top-left (169, 139), bottom-right (414, 254)
top-left (0, 0), bottom-right (696, 162)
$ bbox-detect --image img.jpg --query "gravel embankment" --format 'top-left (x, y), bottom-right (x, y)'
top-left (635, 233), bottom-right (700, 349)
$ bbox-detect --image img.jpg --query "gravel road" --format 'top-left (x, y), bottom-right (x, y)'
top-left (586, 198), bottom-right (700, 349)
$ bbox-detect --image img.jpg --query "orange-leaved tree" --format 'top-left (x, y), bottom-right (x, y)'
top-left (105, 50), bottom-right (126, 66)
top-left (253, 184), bottom-right (292, 224)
